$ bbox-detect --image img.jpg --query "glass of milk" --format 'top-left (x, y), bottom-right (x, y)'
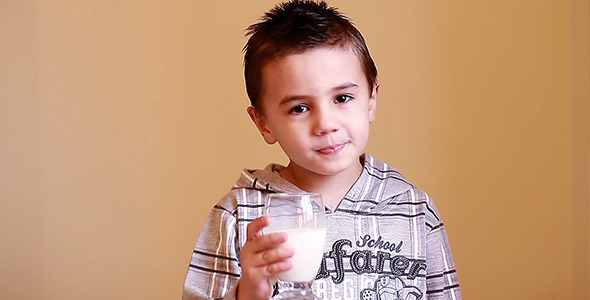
top-left (264, 193), bottom-right (326, 300)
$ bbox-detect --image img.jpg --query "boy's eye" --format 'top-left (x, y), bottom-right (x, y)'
top-left (335, 94), bottom-right (353, 104)
top-left (289, 104), bottom-right (309, 114)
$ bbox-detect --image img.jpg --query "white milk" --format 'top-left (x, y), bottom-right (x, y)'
top-left (274, 227), bottom-right (326, 282)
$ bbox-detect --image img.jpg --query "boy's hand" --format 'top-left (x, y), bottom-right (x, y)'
top-left (237, 216), bottom-right (294, 300)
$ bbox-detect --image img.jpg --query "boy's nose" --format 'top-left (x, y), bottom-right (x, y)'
top-left (312, 107), bottom-right (340, 135)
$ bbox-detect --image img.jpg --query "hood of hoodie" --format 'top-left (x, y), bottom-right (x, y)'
top-left (232, 153), bottom-right (414, 211)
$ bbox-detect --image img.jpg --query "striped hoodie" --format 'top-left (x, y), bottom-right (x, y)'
top-left (183, 154), bottom-right (461, 300)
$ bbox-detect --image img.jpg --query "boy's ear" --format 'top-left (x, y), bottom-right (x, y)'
top-left (368, 81), bottom-right (379, 123)
top-left (247, 106), bottom-right (277, 145)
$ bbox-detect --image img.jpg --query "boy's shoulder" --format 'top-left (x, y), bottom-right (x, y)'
top-left (362, 154), bottom-right (411, 183)
top-left (363, 154), bottom-right (445, 220)
top-left (355, 153), bottom-right (417, 197)
top-left (233, 164), bottom-right (304, 194)
top-left (213, 164), bottom-right (305, 210)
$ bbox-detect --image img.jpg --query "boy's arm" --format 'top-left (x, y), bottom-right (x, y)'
top-left (425, 194), bottom-right (462, 299)
top-left (183, 200), bottom-right (241, 300)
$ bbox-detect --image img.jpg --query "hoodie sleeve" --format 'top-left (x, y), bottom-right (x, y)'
top-left (423, 192), bottom-right (462, 299)
top-left (183, 193), bottom-right (241, 300)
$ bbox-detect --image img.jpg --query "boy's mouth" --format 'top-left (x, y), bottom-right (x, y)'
top-left (315, 143), bottom-right (347, 155)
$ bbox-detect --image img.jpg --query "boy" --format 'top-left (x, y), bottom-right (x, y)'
top-left (183, 1), bottom-right (461, 299)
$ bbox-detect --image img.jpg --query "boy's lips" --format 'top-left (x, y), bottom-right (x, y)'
top-left (315, 143), bottom-right (347, 155)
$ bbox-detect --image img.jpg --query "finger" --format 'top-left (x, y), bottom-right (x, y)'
top-left (244, 246), bottom-right (294, 275)
top-left (260, 246), bottom-right (295, 265)
top-left (246, 216), bottom-right (271, 241)
top-left (265, 259), bottom-right (294, 276)
top-left (244, 255), bottom-right (294, 279)
top-left (261, 231), bottom-right (289, 246)
top-left (244, 231), bottom-right (289, 256)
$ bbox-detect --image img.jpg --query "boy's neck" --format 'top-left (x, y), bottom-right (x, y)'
top-left (279, 159), bottom-right (364, 210)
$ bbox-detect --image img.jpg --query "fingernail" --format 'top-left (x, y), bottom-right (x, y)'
top-left (285, 247), bottom-right (295, 257)
top-left (275, 232), bottom-right (288, 241)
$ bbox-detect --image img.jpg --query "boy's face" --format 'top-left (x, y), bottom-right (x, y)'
top-left (248, 46), bottom-right (378, 179)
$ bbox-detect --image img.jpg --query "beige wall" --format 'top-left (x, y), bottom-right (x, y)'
top-left (1, 0), bottom-right (588, 299)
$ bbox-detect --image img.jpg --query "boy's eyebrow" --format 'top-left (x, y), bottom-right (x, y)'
top-left (278, 82), bottom-right (359, 105)
top-left (333, 82), bottom-right (359, 91)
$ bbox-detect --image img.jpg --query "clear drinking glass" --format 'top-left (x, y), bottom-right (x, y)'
top-left (264, 193), bottom-right (327, 300)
